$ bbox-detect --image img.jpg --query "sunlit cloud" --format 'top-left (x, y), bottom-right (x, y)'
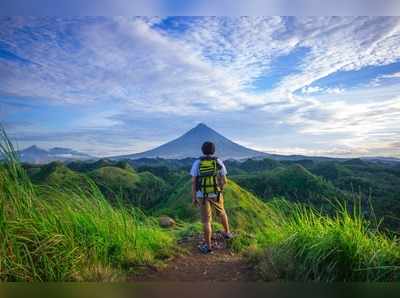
top-left (1, 16), bottom-right (400, 157)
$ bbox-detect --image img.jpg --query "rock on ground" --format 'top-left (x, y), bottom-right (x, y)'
top-left (159, 216), bottom-right (176, 228)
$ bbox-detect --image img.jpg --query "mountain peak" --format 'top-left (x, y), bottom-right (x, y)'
top-left (116, 124), bottom-right (270, 160)
top-left (191, 123), bottom-right (213, 132)
top-left (195, 122), bottom-right (209, 129)
top-left (24, 145), bottom-right (47, 153)
top-left (183, 123), bottom-right (223, 140)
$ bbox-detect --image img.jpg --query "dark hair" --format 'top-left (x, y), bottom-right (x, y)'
top-left (201, 141), bottom-right (215, 155)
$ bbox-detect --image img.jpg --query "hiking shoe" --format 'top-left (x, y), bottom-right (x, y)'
top-left (222, 232), bottom-right (234, 240)
top-left (198, 243), bottom-right (213, 254)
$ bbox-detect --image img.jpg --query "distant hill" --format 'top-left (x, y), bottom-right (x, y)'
top-left (24, 154), bottom-right (400, 230)
top-left (27, 160), bottom-right (169, 209)
top-left (361, 156), bottom-right (400, 164)
top-left (16, 145), bottom-right (93, 164)
top-left (113, 123), bottom-right (271, 160)
top-left (88, 165), bottom-right (169, 209)
top-left (231, 164), bottom-right (343, 208)
top-left (29, 161), bottom-right (89, 189)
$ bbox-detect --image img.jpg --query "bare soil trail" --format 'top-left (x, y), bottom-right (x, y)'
top-left (131, 232), bottom-right (259, 282)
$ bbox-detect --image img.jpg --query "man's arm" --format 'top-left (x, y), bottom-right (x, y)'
top-left (190, 160), bottom-right (199, 206)
top-left (217, 159), bottom-right (228, 191)
top-left (218, 175), bottom-right (227, 190)
top-left (192, 176), bottom-right (198, 205)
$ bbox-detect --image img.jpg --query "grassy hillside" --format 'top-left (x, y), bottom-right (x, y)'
top-left (246, 199), bottom-right (400, 281)
top-left (231, 164), bottom-right (343, 208)
top-left (67, 158), bottom-right (139, 173)
top-left (154, 175), bottom-right (400, 281)
top-left (3, 129), bottom-right (400, 282)
top-left (310, 160), bottom-right (400, 229)
top-left (56, 156), bottom-right (400, 230)
top-left (26, 161), bottom-right (170, 210)
top-left (225, 157), bottom-right (400, 230)
top-left (0, 131), bottom-right (175, 281)
top-left (155, 178), bottom-right (273, 233)
top-left (88, 166), bottom-right (169, 209)
top-left (29, 161), bottom-right (90, 191)
top-left (135, 165), bottom-right (188, 187)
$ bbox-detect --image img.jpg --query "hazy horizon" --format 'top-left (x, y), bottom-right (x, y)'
top-left (1, 17), bottom-right (400, 158)
top-left (14, 122), bottom-right (400, 160)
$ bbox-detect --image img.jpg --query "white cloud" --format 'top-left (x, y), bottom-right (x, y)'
top-left (284, 87), bottom-right (400, 157)
top-left (0, 17), bottom-right (282, 112)
top-left (325, 87), bottom-right (345, 94)
top-left (1, 17), bottom-right (400, 111)
top-left (301, 86), bottom-right (322, 94)
top-left (369, 71), bottom-right (400, 86)
top-left (379, 72), bottom-right (400, 79)
top-left (1, 17), bottom-right (400, 157)
top-left (272, 17), bottom-right (400, 97)
top-left (301, 86), bottom-right (344, 95)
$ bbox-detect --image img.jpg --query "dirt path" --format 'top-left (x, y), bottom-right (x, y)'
top-left (131, 232), bottom-right (259, 282)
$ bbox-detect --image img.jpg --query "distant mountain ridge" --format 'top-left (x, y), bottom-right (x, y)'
top-left (4, 124), bottom-right (399, 164)
top-left (16, 145), bottom-right (93, 164)
top-left (114, 123), bottom-right (271, 160)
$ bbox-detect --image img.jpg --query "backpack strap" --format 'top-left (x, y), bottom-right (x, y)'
top-left (213, 175), bottom-right (218, 194)
top-left (200, 155), bottom-right (218, 161)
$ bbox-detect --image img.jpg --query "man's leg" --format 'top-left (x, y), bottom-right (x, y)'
top-left (220, 211), bottom-right (230, 234)
top-left (203, 221), bottom-right (212, 248)
top-left (201, 200), bottom-right (213, 248)
top-left (215, 194), bottom-right (230, 234)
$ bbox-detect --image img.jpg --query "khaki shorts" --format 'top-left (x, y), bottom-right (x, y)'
top-left (198, 194), bottom-right (226, 224)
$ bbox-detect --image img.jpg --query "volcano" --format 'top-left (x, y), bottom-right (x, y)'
top-left (115, 123), bottom-right (270, 160)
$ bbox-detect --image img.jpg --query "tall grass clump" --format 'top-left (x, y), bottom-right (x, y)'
top-left (0, 128), bottom-right (175, 281)
top-left (247, 199), bottom-right (400, 281)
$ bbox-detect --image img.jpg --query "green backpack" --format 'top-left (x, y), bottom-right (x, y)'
top-left (196, 156), bottom-right (222, 198)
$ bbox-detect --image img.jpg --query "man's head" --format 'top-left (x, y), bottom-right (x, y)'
top-left (201, 141), bottom-right (215, 156)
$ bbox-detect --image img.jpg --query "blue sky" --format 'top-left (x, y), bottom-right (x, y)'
top-left (1, 16), bottom-right (400, 157)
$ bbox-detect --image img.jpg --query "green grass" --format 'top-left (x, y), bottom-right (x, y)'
top-left (2, 126), bottom-right (400, 282)
top-left (154, 178), bottom-right (275, 251)
top-left (155, 178), bottom-right (271, 226)
top-left (245, 199), bottom-right (400, 281)
top-left (88, 165), bottom-right (169, 210)
top-left (0, 128), bottom-right (175, 281)
top-left (231, 164), bottom-right (343, 208)
top-left (153, 174), bottom-right (400, 281)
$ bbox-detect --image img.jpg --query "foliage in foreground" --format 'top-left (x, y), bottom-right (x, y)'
top-left (0, 129), bottom-right (175, 281)
top-left (243, 199), bottom-right (400, 282)
top-left (2, 126), bottom-right (400, 282)
top-left (154, 172), bottom-right (400, 281)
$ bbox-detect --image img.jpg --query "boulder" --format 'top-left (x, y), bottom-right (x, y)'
top-left (159, 216), bottom-right (176, 228)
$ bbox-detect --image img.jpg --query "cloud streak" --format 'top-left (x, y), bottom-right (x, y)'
top-left (1, 17), bottom-right (400, 157)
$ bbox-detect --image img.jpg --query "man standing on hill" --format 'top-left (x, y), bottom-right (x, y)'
top-left (190, 141), bottom-right (233, 254)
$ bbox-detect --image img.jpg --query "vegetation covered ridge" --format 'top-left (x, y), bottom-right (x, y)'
top-left (0, 128), bottom-right (175, 281)
top-left (1, 127), bottom-right (400, 281)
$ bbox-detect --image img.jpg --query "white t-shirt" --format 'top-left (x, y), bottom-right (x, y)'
top-left (190, 157), bottom-right (227, 198)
